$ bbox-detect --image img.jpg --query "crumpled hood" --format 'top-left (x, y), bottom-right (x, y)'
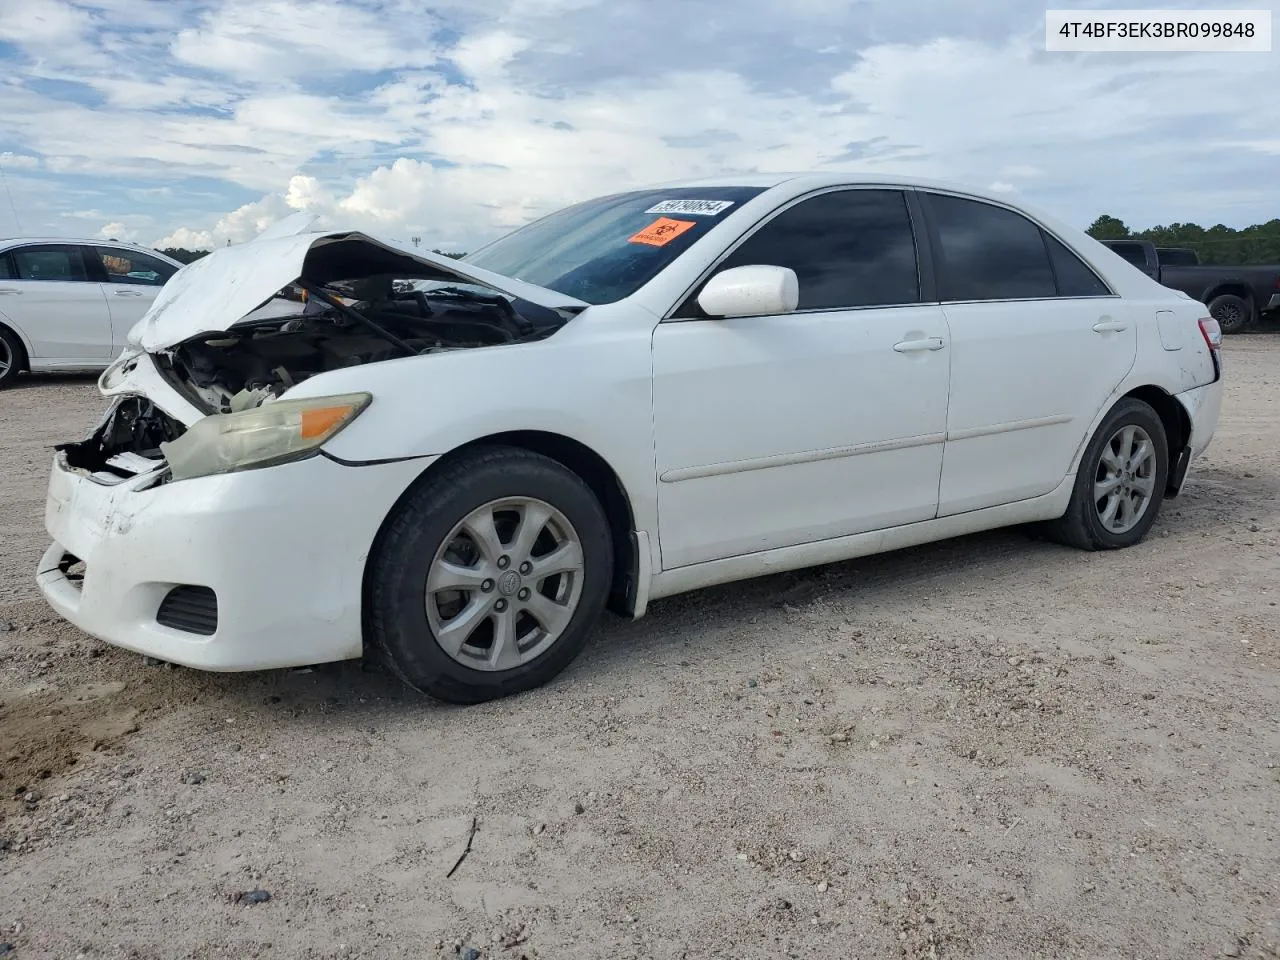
top-left (128, 213), bottom-right (588, 352)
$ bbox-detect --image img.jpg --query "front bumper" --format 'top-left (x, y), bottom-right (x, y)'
top-left (36, 451), bottom-right (432, 671)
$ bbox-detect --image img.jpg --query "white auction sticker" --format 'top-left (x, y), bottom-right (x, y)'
top-left (644, 199), bottom-right (736, 216)
top-left (1046, 9), bottom-right (1271, 51)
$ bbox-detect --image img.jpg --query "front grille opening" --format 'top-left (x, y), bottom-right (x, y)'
top-left (59, 553), bottom-right (86, 591)
top-left (156, 585), bottom-right (218, 636)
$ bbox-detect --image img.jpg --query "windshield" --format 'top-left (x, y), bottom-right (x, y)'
top-left (463, 186), bottom-right (766, 304)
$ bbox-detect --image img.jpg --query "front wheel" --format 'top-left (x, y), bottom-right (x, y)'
top-left (1044, 398), bottom-right (1169, 551)
top-left (366, 446), bottom-right (613, 704)
top-left (1208, 293), bottom-right (1251, 334)
top-left (0, 326), bottom-right (25, 388)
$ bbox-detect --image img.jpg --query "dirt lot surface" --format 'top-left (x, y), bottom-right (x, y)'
top-left (2, 342), bottom-right (1279, 960)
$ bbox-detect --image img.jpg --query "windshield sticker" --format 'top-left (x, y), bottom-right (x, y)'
top-left (628, 217), bottom-right (697, 247)
top-left (644, 199), bottom-right (735, 216)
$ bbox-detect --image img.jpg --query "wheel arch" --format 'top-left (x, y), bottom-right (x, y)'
top-left (1120, 385), bottom-right (1190, 496)
top-left (362, 430), bottom-right (641, 627)
top-left (1065, 384), bottom-right (1191, 500)
top-left (1202, 283), bottom-right (1254, 310)
top-left (0, 320), bottom-right (31, 374)
top-left (1123, 384), bottom-right (1189, 456)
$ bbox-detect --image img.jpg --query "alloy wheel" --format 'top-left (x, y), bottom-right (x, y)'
top-left (425, 496), bottom-right (585, 671)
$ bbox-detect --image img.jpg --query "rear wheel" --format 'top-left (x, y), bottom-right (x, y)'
top-left (1044, 398), bottom-right (1168, 551)
top-left (0, 326), bottom-right (25, 388)
top-left (366, 446), bottom-right (613, 704)
top-left (1208, 293), bottom-right (1251, 334)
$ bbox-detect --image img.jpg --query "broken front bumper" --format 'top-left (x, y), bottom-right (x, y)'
top-left (36, 450), bottom-right (433, 671)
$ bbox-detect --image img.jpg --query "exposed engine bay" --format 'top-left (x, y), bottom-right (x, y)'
top-left (161, 278), bottom-right (567, 413)
top-left (60, 259), bottom-right (576, 481)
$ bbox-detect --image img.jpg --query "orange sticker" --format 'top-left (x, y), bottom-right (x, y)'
top-left (627, 216), bottom-right (697, 247)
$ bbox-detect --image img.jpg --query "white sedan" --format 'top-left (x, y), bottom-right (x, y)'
top-left (35, 174), bottom-right (1224, 703)
top-left (0, 238), bottom-right (183, 386)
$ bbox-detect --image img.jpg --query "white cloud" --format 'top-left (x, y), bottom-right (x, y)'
top-left (158, 193), bottom-right (293, 249)
top-left (284, 174), bottom-right (331, 211)
top-left (1, 0), bottom-right (1278, 250)
top-left (0, 0), bottom-right (91, 45)
top-left (988, 181), bottom-right (1017, 194)
top-left (0, 152), bottom-right (40, 170)
top-left (96, 221), bottom-right (136, 241)
top-left (171, 0), bottom-right (440, 80)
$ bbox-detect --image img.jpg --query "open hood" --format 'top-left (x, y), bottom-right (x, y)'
top-left (128, 216), bottom-right (588, 352)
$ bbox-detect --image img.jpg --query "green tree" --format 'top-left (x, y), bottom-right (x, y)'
top-left (158, 247), bottom-right (210, 264)
top-left (1086, 215), bottom-right (1131, 240)
top-left (1094, 217), bottom-right (1280, 265)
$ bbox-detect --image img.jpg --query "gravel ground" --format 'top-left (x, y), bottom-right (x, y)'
top-left (2, 341), bottom-right (1278, 960)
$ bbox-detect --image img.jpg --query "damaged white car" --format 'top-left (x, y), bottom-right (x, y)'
top-left (36, 174), bottom-right (1224, 703)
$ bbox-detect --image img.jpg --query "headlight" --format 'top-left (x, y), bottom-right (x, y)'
top-left (160, 393), bottom-right (371, 481)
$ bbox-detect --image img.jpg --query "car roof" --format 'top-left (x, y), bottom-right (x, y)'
top-left (641, 171), bottom-right (1027, 205)
top-left (0, 237), bottom-right (164, 250)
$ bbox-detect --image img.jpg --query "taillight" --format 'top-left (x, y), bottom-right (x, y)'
top-left (1198, 316), bottom-right (1222, 352)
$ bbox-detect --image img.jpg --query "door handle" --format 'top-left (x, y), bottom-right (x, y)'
top-left (893, 337), bottom-right (946, 353)
top-left (0, 287), bottom-right (20, 295)
top-left (113, 289), bottom-right (144, 297)
top-left (1092, 320), bottom-right (1128, 333)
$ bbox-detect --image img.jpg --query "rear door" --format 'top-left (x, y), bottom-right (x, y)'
top-left (87, 245), bottom-right (179, 350)
top-left (919, 192), bottom-right (1137, 516)
top-left (3, 244), bottom-right (113, 362)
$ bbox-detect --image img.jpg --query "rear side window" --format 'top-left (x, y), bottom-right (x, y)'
top-left (0, 255), bottom-right (11, 280)
top-left (1044, 233), bottom-right (1111, 297)
top-left (11, 245), bottom-right (88, 282)
top-left (94, 246), bottom-right (177, 286)
top-left (927, 194), bottom-right (1056, 301)
top-left (712, 189), bottom-right (921, 311)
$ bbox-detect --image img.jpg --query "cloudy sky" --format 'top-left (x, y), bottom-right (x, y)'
top-left (0, 0), bottom-right (1276, 252)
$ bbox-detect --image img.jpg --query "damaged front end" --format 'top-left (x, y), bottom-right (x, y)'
top-left (57, 395), bottom-right (185, 486)
top-left (156, 278), bottom-right (565, 415)
top-left (59, 226), bottom-right (586, 486)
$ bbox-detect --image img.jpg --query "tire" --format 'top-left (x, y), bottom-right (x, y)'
top-left (1044, 398), bottom-right (1169, 551)
top-left (366, 446), bottom-right (613, 704)
top-left (1208, 293), bottom-right (1251, 334)
top-left (0, 326), bottom-right (24, 388)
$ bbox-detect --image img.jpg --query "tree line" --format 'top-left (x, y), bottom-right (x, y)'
top-left (1086, 215), bottom-right (1280, 265)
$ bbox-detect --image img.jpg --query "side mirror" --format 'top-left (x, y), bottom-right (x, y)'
top-left (697, 264), bottom-right (799, 318)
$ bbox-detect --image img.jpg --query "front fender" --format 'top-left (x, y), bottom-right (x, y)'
top-left (280, 331), bottom-right (659, 540)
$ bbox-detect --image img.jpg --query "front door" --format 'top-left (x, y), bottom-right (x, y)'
top-left (651, 187), bottom-right (952, 569)
top-left (4, 244), bottom-right (113, 363)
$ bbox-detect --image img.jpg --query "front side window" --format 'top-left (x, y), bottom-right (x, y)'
top-left (927, 194), bottom-right (1056, 301)
top-left (704, 189), bottom-right (921, 312)
top-left (0, 254), bottom-right (12, 280)
top-left (463, 186), bottom-right (767, 305)
top-left (12, 245), bottom-right (88, 282)
top-left (94, 247), bottom-right (177, 286)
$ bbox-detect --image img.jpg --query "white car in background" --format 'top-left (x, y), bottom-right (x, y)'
top-left (36, 174), bottom-right (1224, 704)
top-left (0, 238), bottom-right (183, 387)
